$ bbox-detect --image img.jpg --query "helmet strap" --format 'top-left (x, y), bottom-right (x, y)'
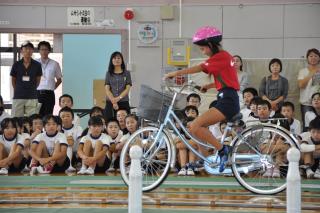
top-left (208, 42), bottom-right (220, 56)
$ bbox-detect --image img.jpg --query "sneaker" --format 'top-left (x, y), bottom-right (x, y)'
top-left (186, 168), bottom-right (195, 176)
top-left (262, 168), bottom-right (273, 177)
top-left (0, 168), bottom-right (8, 175)
top-left (272, 167), bottom-right (280, 178)
top-left (178, 168), bottom-right (187, 176)
top-left (313, 168), bottom-right (320, 179)
top-left (218, 145), bottom-right (230, 173)
top-left (77, 167), bottom-right (87, 175)
top-left (37, 165), bottom-right (53, 174)
top-left (306, 168), bottom-right (314, 179)
top-left (107, 165), bottom-right (115, 172)
top-left (21, 166), bottom-right (31, 173)
top-left (30, 166), bottom-right (38, 175)
top-left (65, 166), bottom-right (76, 174)
top-left (85, 167), bottom-right (95, 175)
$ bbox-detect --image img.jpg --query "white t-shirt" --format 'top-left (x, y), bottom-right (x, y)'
top-left (300, 132), bottom-right (319, 145)
top-left (62, 124), bottom-right (83, 151)
top-left (80, 133), bottom-right (111, 149)
top-left (33, 132), bottom-right (68, 156)
top-left (240, 108), bottom-right (251, 123)
top-left (209, 123), bottom-right (222, 139)
top-left (109, 130), bottom-right (123, 144)
top-left (305, 111), bottom-right (317, 128)
top-left (73, 115), bottom-right (81, 127)
top-left (120, 133), bottom-right (131, 143)
top-left (289, 118), bottom-right (301, 135)
top-left (298, 68), bottom-right (320, 105)
top-left (0, 134), bottom-right (24, 154)
top-left (36, 58), bottom-right (62, 91)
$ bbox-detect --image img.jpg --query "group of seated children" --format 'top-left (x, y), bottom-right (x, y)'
top-left (0, 94), bottom-right (138, 175)
top-left (1, 90), bottom-right (320, 179)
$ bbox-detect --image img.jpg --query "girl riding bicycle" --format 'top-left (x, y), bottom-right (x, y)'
top-left (164, 26), bottom-right (240, 172)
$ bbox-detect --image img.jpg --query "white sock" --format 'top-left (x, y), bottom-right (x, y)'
top-left (300, 143), bottom-right (315, 152)
top-left (67, 146), bottom-right (73, 167)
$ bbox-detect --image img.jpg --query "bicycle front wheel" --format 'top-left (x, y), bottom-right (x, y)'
top-left (120, 127), bottom-right (172, 192)
top-left (231, 123), bottom-right (298, 195)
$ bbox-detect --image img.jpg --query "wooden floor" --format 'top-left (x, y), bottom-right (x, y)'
top-left (0, 173), bottom-right (319, 212)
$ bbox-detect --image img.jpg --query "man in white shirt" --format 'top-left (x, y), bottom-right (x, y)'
top-left (36, 41), bottom-right (62, 117)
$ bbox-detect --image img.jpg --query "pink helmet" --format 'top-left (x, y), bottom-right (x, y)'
top-left (192, 26), bottom-right (222, 45)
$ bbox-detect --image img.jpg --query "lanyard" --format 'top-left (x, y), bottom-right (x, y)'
top-left (41, 59), bottom-right (50, 72)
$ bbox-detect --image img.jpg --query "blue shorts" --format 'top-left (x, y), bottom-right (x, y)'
top-left (215, 87), bottom-right (240, 121)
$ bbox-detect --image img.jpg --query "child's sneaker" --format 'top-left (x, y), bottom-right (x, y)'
top-left (262, 168), bottom-right (273, 177)
top-left (21, 166), bottom-right (31, 173)
top-left (77, 167), bottom-right (87, 175)
top-left (65, 166), bottom-right (76, 174)
top-left (0, 168), bottom-right (8, 175)
top-left (85, 167), bottom-right (95, 175)
top-left (30, 166), bottom-right (38, 175)
top-left (313, 168), bottom-right (320, 179)
top-left (186, 168), bottom-right (195, 176)
top-left (107, 164), bottom-right (115, 172)
top-left (306, 168), bottom-right (314, 179)
top-left (218, 145), bottom-right (230, 173)
top-left (37, 164), bottom-right (53, 174)
top-left (178, 168), bottom-right (187, 176)
top-left (272, 167), bottom-right (280, 178)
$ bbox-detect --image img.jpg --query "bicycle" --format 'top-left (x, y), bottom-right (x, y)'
top-left (119, 83), bottom-right (300, 195)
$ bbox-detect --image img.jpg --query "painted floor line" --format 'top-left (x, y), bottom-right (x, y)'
top-left (69, 179), bottom-right (320, 189)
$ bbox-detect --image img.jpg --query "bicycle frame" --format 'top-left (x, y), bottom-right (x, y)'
top-left (145, 85), bottom-right (218, 165)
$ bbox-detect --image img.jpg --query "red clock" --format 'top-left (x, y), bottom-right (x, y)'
top-left (124, 8), bottom-right (134, 20)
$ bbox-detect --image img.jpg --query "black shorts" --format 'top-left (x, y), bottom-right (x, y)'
top-left (95, 157), bottom-right (110, 173)
top-left (215, 87), bottom-right (240, 121)
top-left (52, 157), bottom-right (70, 173)
top-left (8, 157), bottom-right (27, 173)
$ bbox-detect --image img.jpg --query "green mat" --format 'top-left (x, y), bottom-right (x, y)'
top-left (0, 175), bottom-right (319, 191)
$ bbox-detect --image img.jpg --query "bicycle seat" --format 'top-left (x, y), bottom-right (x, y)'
top-left (228, 113), bottom-right (243, 123)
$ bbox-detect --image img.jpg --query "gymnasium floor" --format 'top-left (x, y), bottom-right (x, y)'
top-left (0, 173), bottom-right (319, 212)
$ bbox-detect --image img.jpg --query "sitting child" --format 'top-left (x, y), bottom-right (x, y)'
top-left (300, 116), bottom-right (320, 179)
top-left (59, 107), bottom-right (83, 173)
top-left (29, 115), bottom-right (68, 174)
top-left (0, 118), bottom-right (26, 175)
top-left (105, 119), bottom-right (123, 173)
top-left (77, 116), bottom-right (111, 175)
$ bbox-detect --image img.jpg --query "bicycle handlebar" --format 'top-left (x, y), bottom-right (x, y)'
top-left (164, 79), bottom-right (202, 94)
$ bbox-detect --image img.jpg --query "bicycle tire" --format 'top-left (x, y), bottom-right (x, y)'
top-left (231, 123), bottom-right (299, 195)
top-left (120, 126), bottom-right (172, 192)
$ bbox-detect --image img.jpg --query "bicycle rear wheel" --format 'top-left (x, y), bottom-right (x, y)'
top-left (231, 123), bottom-right (298, 195)
top-left (120, 127), bottom-right (172, 192)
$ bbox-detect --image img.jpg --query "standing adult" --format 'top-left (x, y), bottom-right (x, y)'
top-left (259, 58), bottom-right (288, 112)
top-left (298, 48), bottom-right (320, 131)
top-left (36, 41), bottom-right (62, 117)
top-left (10, 41), bottom-right (42, 117)
top-left (233, 55), bottom-right (249, 109)
top-left (104, 51), bottom-right (132, 121)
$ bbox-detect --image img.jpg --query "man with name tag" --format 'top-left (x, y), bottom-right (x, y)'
top-left (36, 41), bottom-right (62, 117)
top-left (10, 41), bottom-right (42, 117)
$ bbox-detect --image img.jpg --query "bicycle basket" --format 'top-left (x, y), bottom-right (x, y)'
top-left (137, 84), bottom-right (186, 122)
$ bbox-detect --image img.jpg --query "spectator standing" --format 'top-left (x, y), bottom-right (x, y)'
top-left (10, 41), bottom-right (42, 117)
top-left (36, 41), bottom-right (62, 117)
top-left (104, 51), bottom-right (132, 121)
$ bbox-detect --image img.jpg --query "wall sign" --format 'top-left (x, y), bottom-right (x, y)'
top-left (67, 7), bottom-right (94, 26)
top-left (137, 23), bottom-right (158, 44)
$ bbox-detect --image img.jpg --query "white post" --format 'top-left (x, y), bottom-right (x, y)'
top-left (128, 145), bottom-right (142, 213)
top-left (286, 147), bottom-right (301, 213)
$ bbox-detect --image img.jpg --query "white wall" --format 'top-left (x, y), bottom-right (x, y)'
top-left (0, 1), bottom-right (320, 108)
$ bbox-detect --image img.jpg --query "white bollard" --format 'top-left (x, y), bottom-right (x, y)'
top-left (128, 145), bottom-right (143, 213)
top-left (286, 147), bottom-right (301, 213)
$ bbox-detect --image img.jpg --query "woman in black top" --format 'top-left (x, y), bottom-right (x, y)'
top-left (104, 52), bottom-right (132, 121)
